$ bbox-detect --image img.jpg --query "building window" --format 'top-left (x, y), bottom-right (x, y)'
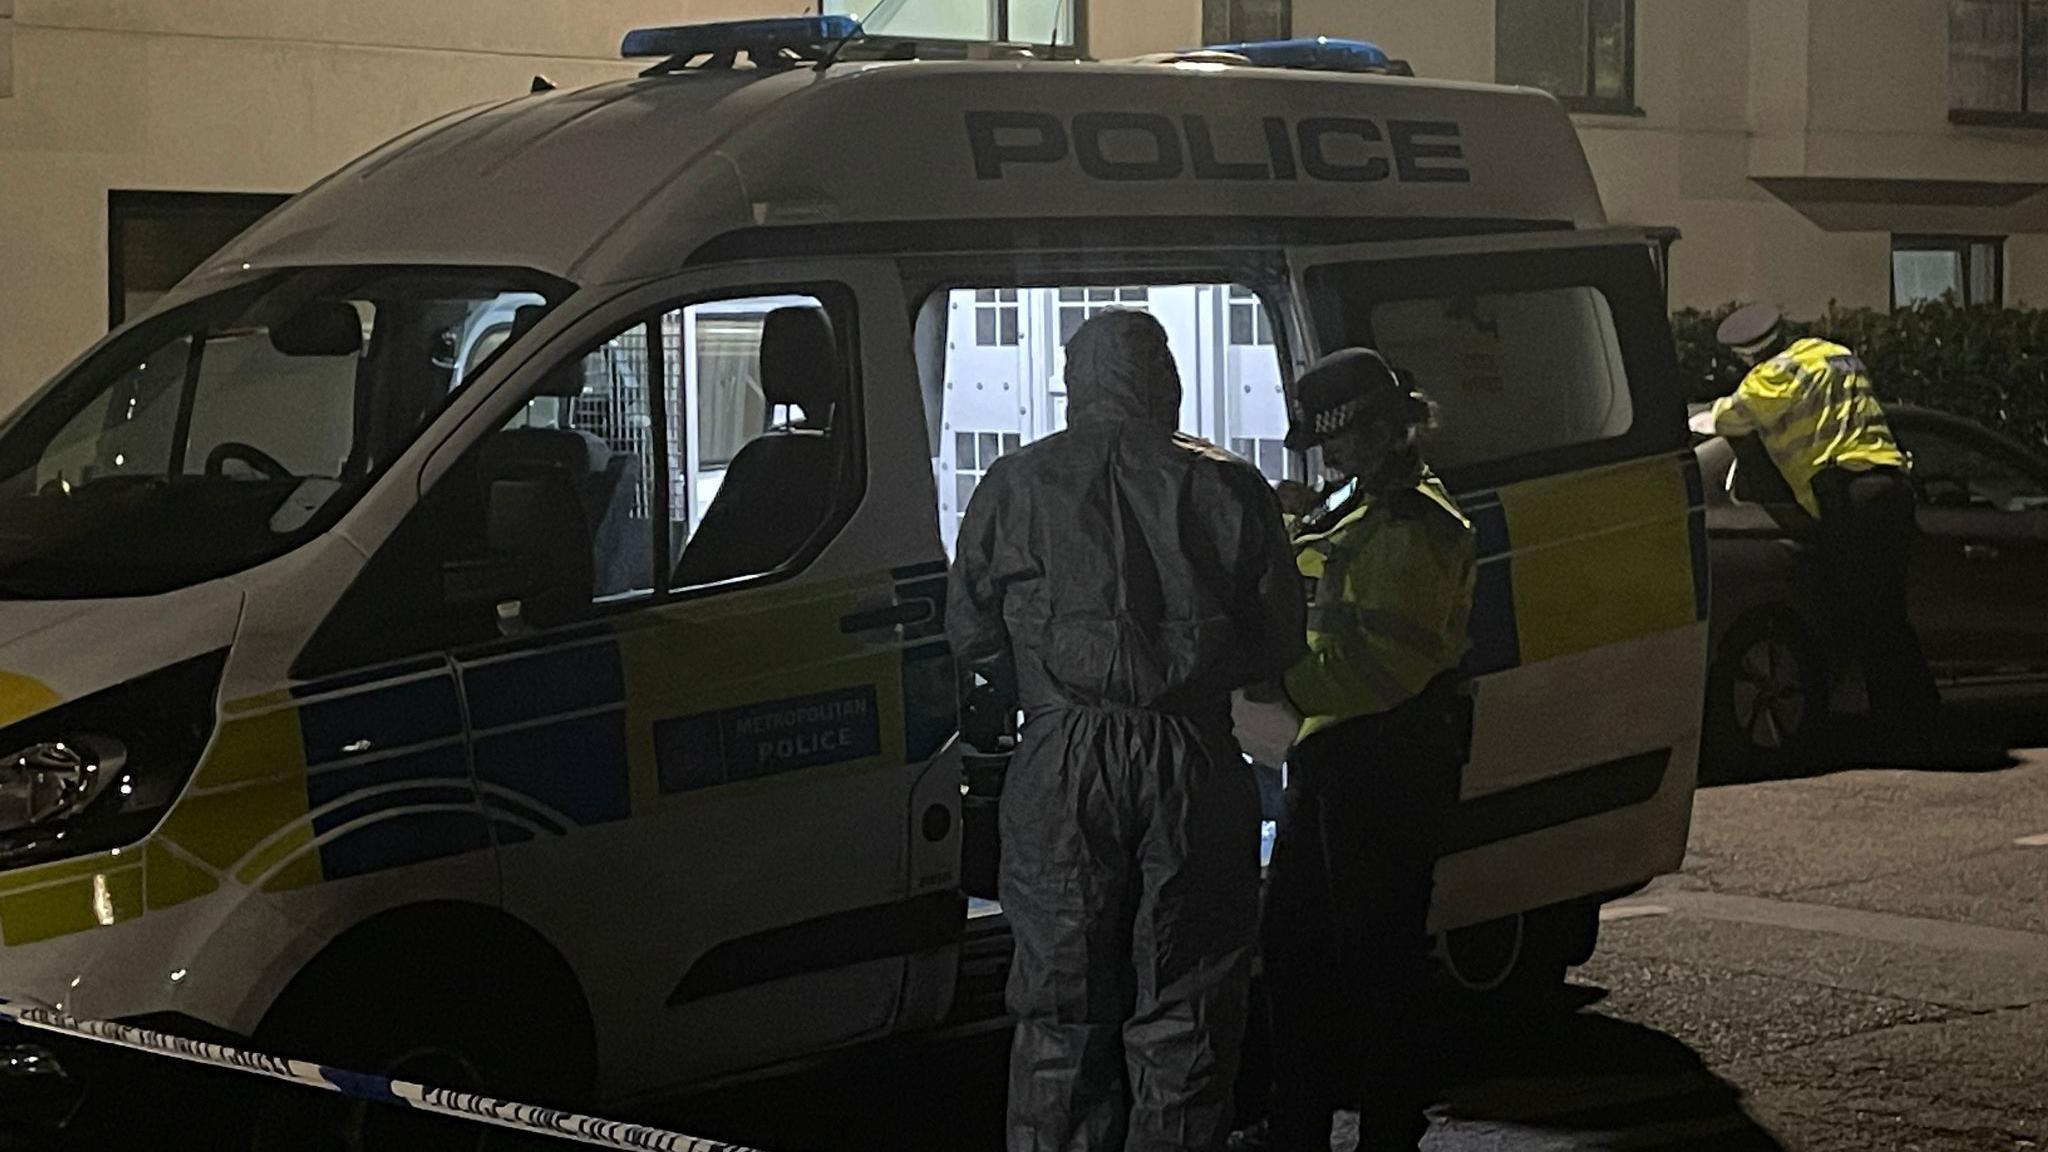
top-left (974, 289), bottom-right (1020, 346)
top-left (952, 430), bottom-right (1023, 533)
top-left (1057, 287), bottom-right (1149, 345)
top-left (1950, 0), bottom-right (2048, 123)
top-left (107, 191), bottom-right (291, 327)
top-left (1, 6), bottom-right (15, 100)
top-left (1203, 0), bottom-right (1290, 44)
top-left (1228, 286), bottom-right (1275, 347)
top-left (1495, 0), bottom-right (1636, 114)
top-left (1230, 438), bottom-right (1299, 483)
top-left (1892, 236), bottom-right (2004, 308)
top-left (825, 0), bottom-right (1080, 51)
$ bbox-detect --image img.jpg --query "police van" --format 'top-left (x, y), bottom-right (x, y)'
top-left (0, 16), bottom-right (1706, 1136)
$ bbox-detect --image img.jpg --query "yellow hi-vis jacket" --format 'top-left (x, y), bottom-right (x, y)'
top-left (1284, 474), bottom-right (1476, 743)
top-left (1709, 338), bottom-right (1907, 518)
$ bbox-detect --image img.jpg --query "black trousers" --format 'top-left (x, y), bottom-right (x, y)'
top-left (1260, 681), bottom-right (1464, 1152)
top-left (1809, 466), bottom-right (1942, 734)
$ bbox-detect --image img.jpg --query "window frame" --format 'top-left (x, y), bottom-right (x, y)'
top-left (106, 190), bottom-right (292, 328)
top-left (972, 288), bottom-right (1021, 347)
top-left (909, 269), bottom-right (1300, 554)
top-left (528, 282), bottom-right (867, 604)
top-left (665, 282), bottom-right (866, 598)
top-left (1494, 0), bottom-right (1641, 117)
top-left (300, 277), bottom-right (869, 677)
top-left (1298, 242), bottom-right (1683, 494)
top-left (1891, 234), bottom-right (2005, 309)
top-left (823, 0), bottom-right (1088, 56)
top-left (1949, 0), bottom-right (2048, 127)
top-left (1201, 0), bottom-right (1292, 45)
top-left (1227, 284), bottom-right (1276, 348)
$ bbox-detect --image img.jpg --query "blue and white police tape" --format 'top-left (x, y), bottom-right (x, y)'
top-left (0, 996), bottom-right (763, 1152)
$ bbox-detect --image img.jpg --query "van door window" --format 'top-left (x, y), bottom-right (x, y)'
top-left (666, 293), bottom-right (858, 590)
top-left (930, 282), bottom-right (1291, 555)
top-left (481, 289), bottom-right (856, 602)
top-left (1301, 244), bottom-right (1681, 491)
top-left (1369, 287), bottom-right (1634, 472)
top-left (494, 324), bottom-right (663, 603)
top-left (296, 288), bottom-right (859, 677)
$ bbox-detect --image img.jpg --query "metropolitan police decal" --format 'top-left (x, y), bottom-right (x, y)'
top-left (656, 686), bottom-right (884, 794)
top-left (965, 111), bottom-right (1471, 184)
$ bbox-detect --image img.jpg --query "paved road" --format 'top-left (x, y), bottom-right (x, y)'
top-left (653, 733), bottom-right (2048, 1152)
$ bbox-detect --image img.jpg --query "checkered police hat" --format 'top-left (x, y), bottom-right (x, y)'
top-left (1285, 348), bottom-right (1430, 452)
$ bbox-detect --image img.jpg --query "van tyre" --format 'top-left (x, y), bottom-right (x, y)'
top-left (248, 914), bottom-right (595, 1152)
top-left (1435, 902), bottom-right (1597, 1008)
top-left (1705, 609), bottom-right (1828, 782)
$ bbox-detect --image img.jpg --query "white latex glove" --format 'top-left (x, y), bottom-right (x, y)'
top-left (1232, 689), bottom-right (1300, 770)
top-left (1688, 408), bottom-right (1720, 436)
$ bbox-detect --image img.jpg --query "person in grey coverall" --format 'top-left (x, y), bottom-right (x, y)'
top-left (948, 309), bottom-right (1305, 1152)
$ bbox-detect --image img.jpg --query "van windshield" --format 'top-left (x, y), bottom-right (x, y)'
top-left (0, 266), bottom-right (567, 599)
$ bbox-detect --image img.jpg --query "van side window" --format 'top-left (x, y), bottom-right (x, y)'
top-left (493, 326), bottom-right (661, 603)
top-left (668, 293), bottom-right (858, 590)
top-left (1370, 287), bottom-right (1634, 472)
top-left (477, 289), bottom-right (858, 604)
top-left (295, 289), bottom-right (859, 678)
top-left (1302, 245), bottom-right (1681, 490)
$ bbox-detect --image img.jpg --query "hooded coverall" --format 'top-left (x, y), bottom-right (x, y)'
top-left (1709, 338), bottom-right (1940, 733)
top-left (949, 310), bottom-right (1305, 1152)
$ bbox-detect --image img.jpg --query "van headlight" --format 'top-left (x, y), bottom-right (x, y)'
top-left (0, 652), bottom-right (225, 870)
top-left (0, 735), bottom-right (128, 832)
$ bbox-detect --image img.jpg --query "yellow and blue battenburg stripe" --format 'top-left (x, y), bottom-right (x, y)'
top-left (464, 631), bottom-right (635, 835)
top-left (1460, 451), bottom-right (1710, 678)
top-left (0, 563), bottom-right (962, 948)
top-left (295, 665), bottom-right (486, 879)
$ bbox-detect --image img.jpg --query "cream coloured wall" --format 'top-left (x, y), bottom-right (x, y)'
top-left (1089, 0), bottom-right (1199, 59)
top-left (10, 0), bottom-right (2048, 409)
top-left (0, 1), bottom-right (781, 409)
top-left (1287, 0), bottom-right (2048, 318)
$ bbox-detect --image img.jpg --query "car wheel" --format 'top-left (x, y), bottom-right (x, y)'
top-left (1434, 901), bottom-right (1596, 1008)
top-left (1705, 609), bottom-right (1828, 780)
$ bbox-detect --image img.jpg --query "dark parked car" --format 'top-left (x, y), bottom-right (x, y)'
top-left (1697, 404), bottom-right (2048, 772)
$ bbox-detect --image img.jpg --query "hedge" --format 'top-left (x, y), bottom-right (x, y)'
top-left (1670, 301), bottom-right (2048, 451)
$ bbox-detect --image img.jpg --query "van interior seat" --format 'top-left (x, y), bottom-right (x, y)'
top-left (673, 306), bottom-right (841, 587)
top-left (485, 354), bottom-right (640, 596)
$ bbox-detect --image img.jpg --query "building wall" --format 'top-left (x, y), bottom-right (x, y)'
top-left (0, 1), bottom-right (775, 408)
top-left (1291, 0), bottom-right (2048, 317)
top-left (10, 1), bottom-right (2048, 407)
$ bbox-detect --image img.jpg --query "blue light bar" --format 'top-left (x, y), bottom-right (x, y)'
top-left (622, 15), bottom-right (862, 61)
top-left (1202, 36), bottom-right (1406, 74)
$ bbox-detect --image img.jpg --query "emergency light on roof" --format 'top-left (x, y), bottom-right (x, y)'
top-left (1201, 36), bottom-right (1414, 76)
top-left (621, 15), bottom-right (862, 71)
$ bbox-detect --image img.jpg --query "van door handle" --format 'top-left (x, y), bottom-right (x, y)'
top-left (1963, 542), bottom-right (2000, 562)
top-left (840, 599), bottom-right (935, 633)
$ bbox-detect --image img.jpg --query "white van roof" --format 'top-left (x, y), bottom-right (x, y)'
top-left (201, 59), bottom-right (1605, 289)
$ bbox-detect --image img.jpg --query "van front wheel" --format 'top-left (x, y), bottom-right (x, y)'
top-left (247, 963), bottom-right (585, 1152)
